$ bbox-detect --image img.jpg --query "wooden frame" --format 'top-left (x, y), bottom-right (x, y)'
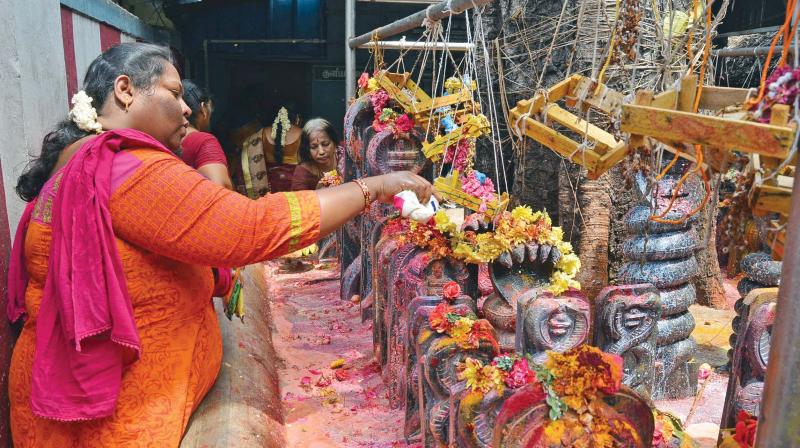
top-left (433, 170), bottom-right (510, 218)
top-left (507, 75), bottom-right (628, 180)
top-left (373, 70), bottom-right (476, 121)
top-left (621, 76), bottom-right (796, 164)
top-left (421, 113), bottom-right (489, 161)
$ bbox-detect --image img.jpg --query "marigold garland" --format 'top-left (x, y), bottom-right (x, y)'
top-left (400, 205), bottom-right (582, 295)
top-left (457, 346), bottom-right (640, 448)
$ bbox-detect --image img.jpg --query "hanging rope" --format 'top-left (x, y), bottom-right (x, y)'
top-left (650, 1), bottom-right (714, 225)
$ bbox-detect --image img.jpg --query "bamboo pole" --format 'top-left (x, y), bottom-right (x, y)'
top-left (347, 0), bottom-right (495, 49)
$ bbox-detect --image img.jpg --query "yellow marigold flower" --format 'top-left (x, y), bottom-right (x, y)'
top-left (433, 210), bottom-right (457, 234)
top-left (548, 271), bottom-right (572, 296)
top-left (366, 78), bottom-right (379, 92)
top-left (444, 77), bottom-right (463, 94)
top-left (450, 317), bottom-right (475, 343)
top-left (545, 226), bottom-right (564, 244)
top-left (556, 240), bottom-right (573, 255)
top-left (511, 205), bottom-right (535, 222)
top-left (557, 253), bottom-right (581, 277)
top-left (544, 420), bottom-right (567, 444)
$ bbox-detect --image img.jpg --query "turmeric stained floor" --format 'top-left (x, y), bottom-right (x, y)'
top-left (267, 261), bottom-right (407, 447)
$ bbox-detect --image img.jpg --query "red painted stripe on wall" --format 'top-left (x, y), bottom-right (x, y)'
top-left (99, 22), bottom-right (121, 51)
top-left (60, 7), bottom-right (78, 100)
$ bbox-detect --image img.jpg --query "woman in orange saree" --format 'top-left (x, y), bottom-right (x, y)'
top-left (7, 43), bottom-right (434, 447)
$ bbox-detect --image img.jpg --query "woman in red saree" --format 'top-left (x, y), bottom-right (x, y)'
top-left (7, 43), bottom-right (433, 447)
top-left (291, 118), bottom-right (338, 191)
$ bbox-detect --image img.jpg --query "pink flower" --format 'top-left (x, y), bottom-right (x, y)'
top-left (651, 426), bottom-right (668, 447)
top-left (393, 114), bottom-right (415, 134)
top-left (462, 171), bottom-right (496, 208)
top-left (698, 363), bottom-right (711, 383)
top-left (443, 139), bottom-right (471, 172)
top-left (504, 358), bottom-right (535, 388)
top-left (358, 72), bottom-right (370, 89)
top-left (370, 90), bottom-right (390, 115)
top-left (372, 117), bottom-right (387, 133)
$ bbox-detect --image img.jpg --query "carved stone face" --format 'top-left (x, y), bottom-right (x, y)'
top-left (523, 294), bottom-right (590, 363)
top-left (547, 306), bottom-right (575, 339)
top-left (622, 306), bottom-right (649, 330)
top-left (430, 261), bottom-right (445, 280)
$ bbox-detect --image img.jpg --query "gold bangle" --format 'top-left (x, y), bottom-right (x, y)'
top-left (353, 179), bottom-right (372, 213)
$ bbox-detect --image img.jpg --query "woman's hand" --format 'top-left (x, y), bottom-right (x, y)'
top-left (364, 171), bottom-right (436, 204)
top-left (316, 171), bottom-right (437, 238)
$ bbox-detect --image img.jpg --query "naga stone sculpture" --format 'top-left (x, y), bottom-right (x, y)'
top-left (728, 252), bottom-right (781, 368)
top-left (721, 289), bottom-right (777, 429)
top-left (516, 289), bottom-right (591, 364)
top-left (385, 249), bottom-right (471, 408)
top-left (484, 245), bottom-right (559, 353)
top-left (339, 97), bottom-right (370, 304)
top-left (418, 334), bottom-right (497, 447)
top-left (620, 173), bottom-right (700, 399)
top-left (372, 231), bottom-right (404, 366)
top-left (594, 284), bottom-right (661, 397)
top-left (359, 125), bottom-right (428, 316)
top-left (455, 388), bottom-right (513, 448)
top-left (403, 296), bottom-right (476, 443)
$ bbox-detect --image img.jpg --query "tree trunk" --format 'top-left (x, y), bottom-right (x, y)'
top-left (574, 173), bottom-right (612, 300)
top-left (693, 192), bottom-right (728, 308)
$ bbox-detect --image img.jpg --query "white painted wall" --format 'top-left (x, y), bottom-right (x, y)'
top-left (0, 0), bottom-right (68, 237)
top-left (72, 12), bottom-right (101, 87)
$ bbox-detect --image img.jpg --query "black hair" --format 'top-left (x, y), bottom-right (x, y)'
top-left (16, 42), bottom-right (174, 202)
top-left (181, 79), bottom-right (211, 127)
top-left (299, 118), bottom-right (339, 165)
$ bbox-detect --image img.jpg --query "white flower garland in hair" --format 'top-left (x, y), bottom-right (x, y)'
top-left (270, 107), bottom-right (291, 146)
top-left (68, 91), bottom-right (103, 133)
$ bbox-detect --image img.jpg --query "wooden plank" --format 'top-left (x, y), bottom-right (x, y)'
top-left (509, 75), bottom-right (577, 117)
top-left (595, 143), bottom-right (630, 178)
top-left (433, 175), bottom-right (509, 217)
top-left (568, 75), bottom-right (624, 114)
top-left (752, 183), bottom-right (792, 216)
top-left (519, 116), bottom-right (601, 171)
top-left (651, 89), bottom-right (678, 109)
top-left (678, 75), bottom-right (698, 112)
top-left (629, 91), bottom-right (655, 149)
top-left (620, 104), bottom-right (794, 159)
top-left (698, 86), bottom-right (754, 110)
top-left (427, 89), bottom-right (473, 111)
top-left (771, 104), bottom-right (791, 126)
top-left (659, 142), bottom-right (713, 170)
top-left (544, 104), bottom-right (621, 155)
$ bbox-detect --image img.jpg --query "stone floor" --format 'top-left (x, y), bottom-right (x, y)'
top-left (267, 261), bottom-right (739, 447)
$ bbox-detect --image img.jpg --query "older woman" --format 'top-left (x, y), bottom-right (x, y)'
top-left (291, 118), bottom-right (338, 191)
top-left (8, 43), bottom-right (433, 447)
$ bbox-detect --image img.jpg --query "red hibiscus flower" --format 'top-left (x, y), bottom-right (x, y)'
top-left (505, 358), bottom-right (536, 389)
top-left (442, 281), bottom-right (461, 301)
top-left (429, 302), bottom-right (453, 333)
top-left (393, 114), bottom-right (415, 134)
top-left (357, 72), bottom-right (370, 89)
top-left (734, 411), bottom-right (757, 447)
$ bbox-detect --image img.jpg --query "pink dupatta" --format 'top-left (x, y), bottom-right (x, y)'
top-left (7, 129), bottom-right (176, 421)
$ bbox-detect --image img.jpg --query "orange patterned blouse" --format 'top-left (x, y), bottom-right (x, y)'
top-left (9, 149), bottom-right (320, 447)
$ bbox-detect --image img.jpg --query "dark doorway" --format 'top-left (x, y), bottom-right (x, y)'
top-left (225, 60), bottom-right (312, 132)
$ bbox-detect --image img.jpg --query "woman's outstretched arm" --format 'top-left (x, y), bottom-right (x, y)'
top-left (110, 150), bottom-right (433, 267)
